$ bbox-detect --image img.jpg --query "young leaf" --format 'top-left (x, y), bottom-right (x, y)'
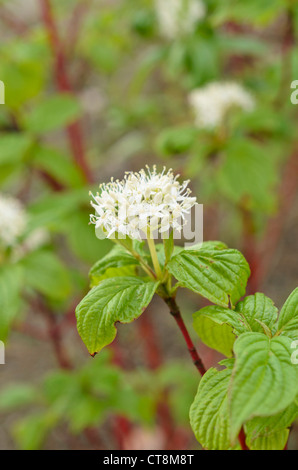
top-left (193, 306), bottom-right (237, 356)
top-left (229, 333), bottom-right (298, 440)
top-left (75, 277), bottom-right (159, 355)
top-left (33, 146), bottom-right (85, 188)
top-left (0, 134), bottom-right (33, 165)
top-left (246, 429), bottom-right (289, 450)
top-left (24, 94), bottom-right (82, 134)
top-left (245, 400), bottom-right (298, 450)
top-left (89, 246), bottom-right (139, 286)
top-left (21, 250), bottom-right (71, 301)
top-left (190, 366), bottom-right (232, 450)
top-left (168, 248), bottom-right (250, 307)
top-left (277, 288), bottom-right (298, 339)
top-left (0, 265), bottom-right (23, 341)
top-left (235, 293), bottom-right (278, 334)
top-left (193, 294), bottom-right (279, 355)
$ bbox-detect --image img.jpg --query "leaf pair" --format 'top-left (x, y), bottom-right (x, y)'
top-left (76, 244), bottom-right (250, 355)
top-left (190, 333), bottom-right (298, 450)
top-left (190, 289), bottom-right (298, 449)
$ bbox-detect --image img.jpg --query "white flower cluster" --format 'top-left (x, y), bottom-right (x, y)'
top-left (188, 82), bottom-right (255, 129)
top-left (89, 166), bottom-right (196, 240)
top-left (155, 0), bottom-right (206, 39)
top-left (0, 193), bottom-right (48, 259)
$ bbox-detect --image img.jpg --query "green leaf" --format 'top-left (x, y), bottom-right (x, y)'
top-left (168, 248), bottom-right (250, 307)
top-left (245, 400), bottom-right (298, 450)
top-left (217, 139), bottom-right (278, 213)
top-left (0, 134), bottom-right (33, 165)
top-left (21, 250), bottom-right (71, 301)
top-left (235, 293), bottom-right (278, 334)
top-left (0, 385), bottom-right (38, 411)
top-left (246, 429), bottom-right (289, 450)
top-left (33, 146), bottom-right (84, 188)
top-left (277, 288), bottom-right (298, 338)
top-left (190, 366), bottom-right (232, 450)
top-left (89, 246), bottom-right (139, 286)
top-left (229, 333), bottom-right (298, 440)
top-left (193, 306), bottom-right (237, 357)
top-left (184, 241), bottom-right (228, 252)
top-left (75, 276), bottom-right (159, 355)
top-left (24, 94), bottom-right (82, 134)
top-left (13, 412), bottom-right (57, 450)
top-left (27, 189), bottom-right (87, 231)
top-left (66, 212), bottom-right (112, 265)
top-left (155, 126), bottom-right (197, 156)
top-left (0, 264), bottom-right (23, 341)
top-left (193, 294), bottom-right (279, 354)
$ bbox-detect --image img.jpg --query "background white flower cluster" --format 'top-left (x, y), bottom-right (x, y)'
top-left (155, 0), bottom-right (206, 39)
top-left (188, 82), bottom-right (255, 129)
top-left (0, 193), bottom-right (48, 260)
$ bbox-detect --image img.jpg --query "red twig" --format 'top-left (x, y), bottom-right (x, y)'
top-left (164, 296), bottom-right (249, 449)
top-left (39, 0), bottom-right (93, 183)
top-left (164, 296), bottom-right (206, 376)
top-left (240, 205), bottom-right (259, 294)
top-left (238, 427), bottom-right (249, 450)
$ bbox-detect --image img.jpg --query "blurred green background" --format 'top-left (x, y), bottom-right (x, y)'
top-left (0, 0), bottom-right (298, 450)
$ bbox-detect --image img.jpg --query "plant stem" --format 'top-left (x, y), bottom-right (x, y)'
top-left (164, 294), bottom-right (249, 450)
top-left (147, 236), bottom-right (163, 279)
top-left (163, 296), bottom-right (206, 376)
top-left (238, 427), bottom-right (249, 450)
top-left (39, 0), bottom-right (93, 183)
top-left (132, 249), bottom-right (157, 280)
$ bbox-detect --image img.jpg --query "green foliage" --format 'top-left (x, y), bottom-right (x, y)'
top-left (193, 307), bottom-right (236, 356)
top-left (24, 94), bottom-right (82, 134)
top-left (76, 277), bottom-right (159, 355)
top-left (21, 250), bottom-right (72, 301)
top-left (168, 248), bottom-right (250, 307)
top-left (230, 333), bottom-right (298, 440)
top-left (277, 288), bottom-right (298, 339)
top-left (190, 366), bottom-right (232, 450)
top-left (0, 264), bottom-right (23, 341)
top-left (89, 245), bottom-right (139, 286)
top-left (0, 0), bottom-right (297, 452)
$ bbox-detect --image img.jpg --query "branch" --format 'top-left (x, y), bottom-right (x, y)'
top-left (39, 0), bottom-right (93, 183)
top-left (164, 295), bottom-right (249, 450)
top-left (238, 427), bottom-right (249, 450)
top-left (164, 296), bottom-right (206, 376)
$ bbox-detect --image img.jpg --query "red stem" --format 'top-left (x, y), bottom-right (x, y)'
top-left (240, 205), bottom-right (259, 294)
top-left (39, 0), bottom-right (93, 183)
top-left (238, 427), bottom-right (249, 450)
top-left (164, 296), bottom-right (249, 450)
top-left (164, 296), bottom-right (206, 376)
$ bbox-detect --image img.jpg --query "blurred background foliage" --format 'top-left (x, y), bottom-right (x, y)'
top-left (0, 0), bottom-right (298, 450)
